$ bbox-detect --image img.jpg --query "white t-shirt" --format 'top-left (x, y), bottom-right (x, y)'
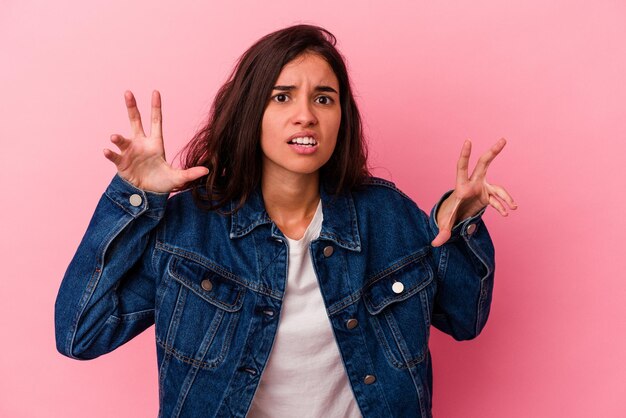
top-left (247, 201), bottom-right (362, 418)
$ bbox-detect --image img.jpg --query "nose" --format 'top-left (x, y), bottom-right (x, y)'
top-left (291, 99), bottom-right (318, 127)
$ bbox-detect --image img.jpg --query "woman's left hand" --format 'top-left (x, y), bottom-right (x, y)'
top-left (431, 138), bottom-right (517, 247)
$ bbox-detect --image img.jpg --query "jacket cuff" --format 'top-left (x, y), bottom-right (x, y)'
top-left (429, 190), bottom-right (487, 241)
top-left (104, 174), bottom-right (169, 218)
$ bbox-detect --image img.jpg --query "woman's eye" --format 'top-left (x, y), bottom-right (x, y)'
top-left (272, 94), bottom-right (289, 103)
top-left (315, 95), bottom-right (333, 105)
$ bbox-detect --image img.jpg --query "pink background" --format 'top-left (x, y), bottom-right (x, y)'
top-left (1, 1), bottom-right (625, 417)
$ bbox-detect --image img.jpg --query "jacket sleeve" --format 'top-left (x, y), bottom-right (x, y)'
top-left (427, 190), bottom-right (495, 341)
top-left (54, 174), bottom-right (169, 359)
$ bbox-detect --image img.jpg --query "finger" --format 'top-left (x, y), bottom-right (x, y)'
top-left (103, 148), bottom-right (121, 165)
top-left (470, 137), bottom-right (506, 181)
top-left (430, 228), bottom-right (452, 247)
top-left (489, 194), bottom-right (508, 216)
top-left (181, 166), bottom-right (210, 182)
top-left (186, 166), bottom-right (210, 180)
top-left (431, 229), bottom-right (451, 247)
top-left (110, 134), bottom-right (131, 152)
top-left (456, 139), bottom-right (471, 185)
top-left (151, 90), bottom-right (163, 139)
top-left (487, 183), bottom-right (518, 210)
top-left (431, 200), bottom-right (459, 247)
top-left (124, 90), bottom-right (146, 137)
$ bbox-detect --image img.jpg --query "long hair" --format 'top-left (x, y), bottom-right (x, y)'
top-left (179, 24), bottom-right (369, 212)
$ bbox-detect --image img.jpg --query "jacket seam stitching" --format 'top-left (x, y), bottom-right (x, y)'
top-left (67, 214), bottom-right (133, 357)
top-left (463, 234), bottom-right (493, 335)
top-left (156, 242), bottom-right (282, 300)
top-left (156, 337), bottom-right (223, 369)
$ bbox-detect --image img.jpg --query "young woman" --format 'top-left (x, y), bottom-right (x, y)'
top-left (55, 24), bottom-right (516, 418)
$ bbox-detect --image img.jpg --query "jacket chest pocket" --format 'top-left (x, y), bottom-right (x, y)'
top-left (155, 256), bottom-right (245, 369)
top-left (363, 251), bottom-right (434, 369)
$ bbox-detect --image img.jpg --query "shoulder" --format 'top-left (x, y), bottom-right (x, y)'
top-left (346, 177), bottom-right (432, 250)
top-left (351, 176), bottom-right (420, 209)
top-left (164, 186), bottom-right (227, 223)
top-left (347, 176), bottom-right (429, 227)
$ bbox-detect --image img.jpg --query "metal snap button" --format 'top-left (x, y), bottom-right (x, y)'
top-left (466, 223), bottom-right (477, 235)
top-left (364, 375), bottom-right (376, 385)
top-left (323, 246), bottom-right (334, 257)
top-left (201, 279), bottom-right (213, 291)
top-left (346, 319), bottom-right (359, 330)
top-left (392, 281), bottom-right (404, 294)
top-left (129, 194), bottom-right (142, 207)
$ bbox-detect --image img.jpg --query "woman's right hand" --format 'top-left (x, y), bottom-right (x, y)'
top-left (103, 90), bottom-right (209, 193)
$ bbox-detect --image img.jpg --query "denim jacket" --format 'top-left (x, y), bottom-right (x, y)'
top-left (55, 174), bottom-right (494, 418)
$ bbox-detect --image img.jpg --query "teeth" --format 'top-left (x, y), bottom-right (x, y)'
top-left (290, 136), bottom-right (317, 145)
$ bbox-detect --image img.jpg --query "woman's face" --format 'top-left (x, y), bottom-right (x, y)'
top-left (260, 52), bottom-right (341, 180)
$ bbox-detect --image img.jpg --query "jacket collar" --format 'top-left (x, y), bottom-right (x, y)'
top-left (229, 183), bottom-right (361, 252)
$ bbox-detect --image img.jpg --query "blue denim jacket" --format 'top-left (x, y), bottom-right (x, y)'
top-left (55, 174), bottom-right (494, 418)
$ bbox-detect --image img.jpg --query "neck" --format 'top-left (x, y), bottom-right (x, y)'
top-left (261, 167), bottom-right (321, 240)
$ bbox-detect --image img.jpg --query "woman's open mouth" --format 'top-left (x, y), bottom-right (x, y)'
top-left (288, 136), bottom-right (319, 154)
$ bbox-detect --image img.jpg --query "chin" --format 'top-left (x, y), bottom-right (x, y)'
top-left (290, 166), bottom-right (323, 176)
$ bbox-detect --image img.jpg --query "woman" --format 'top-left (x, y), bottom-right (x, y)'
top-left (55, 24), bottom-right (516, 418)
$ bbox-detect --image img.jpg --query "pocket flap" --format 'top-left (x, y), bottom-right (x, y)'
top-left (363, 252), bottom-right (433, 315)
top-left (168, 256), bottom-right (245, 312)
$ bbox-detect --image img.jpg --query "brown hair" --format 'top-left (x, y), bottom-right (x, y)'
top-left (179, 24), bottom-right (369, 211)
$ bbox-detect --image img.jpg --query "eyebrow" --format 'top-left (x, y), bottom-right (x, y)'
top-left (273, 85), bottom-right (339, 94)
